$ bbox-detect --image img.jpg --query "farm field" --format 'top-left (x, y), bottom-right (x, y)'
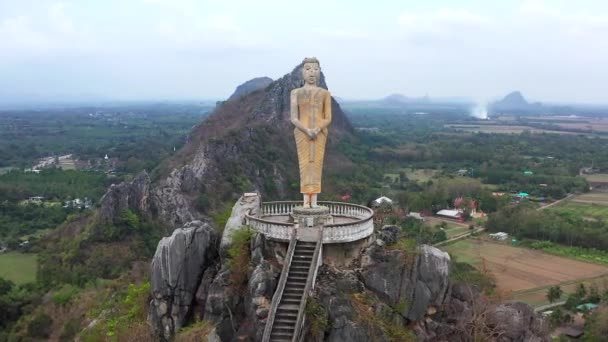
top-left (547, 201), bottom-right (608, 220)
top-left (570, 192), bottom-right (608, 206)
top-left (442, 239), bottom-right (608, 307)
top-left (584, 173), bottom-right (608, 183)
top-left (444, 124), bottom-right (575, 135)
top-left (0, 252), bottom-right (38, 285)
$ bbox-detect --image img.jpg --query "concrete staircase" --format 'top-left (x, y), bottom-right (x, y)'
top-left (268, 240), bottom-right (317, 342)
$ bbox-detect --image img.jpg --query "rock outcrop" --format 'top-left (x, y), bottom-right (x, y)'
top-left (97, 171), bottom-right (151, 225)
top-left (149, 221), bottom-right (219, 340)
top-left (228, 77), bottom-right (273, 101)
top-left (361, 237), bottom-right (451, 321)
top-left (416, 284), bottom-right (550, 341)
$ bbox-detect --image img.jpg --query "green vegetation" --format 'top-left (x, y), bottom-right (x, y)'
top-left (546, 285), bottom-right (564, 303)
top-left (525, 241), bottom-right (608, 265)
top-left (80, 282), bottom-right (152, 341)
top-left (175, 320), bottom-right (215, 341)
top-left (227, 228), bottom-right (255, 288)
top-left (0, 252), bottom-right (38, 284)
top-left (487, 204), bottom-right (608, 251)
top-left (0, 104), bottom-right (212, 169)
top-left (0, 169), bottom-right (110, 202)
top-left (450, 261), bottom-right (496, 294)
top-left (52, 284), bottom-right (80, 306)
top-left (305, 297), bottom-right (329, 336)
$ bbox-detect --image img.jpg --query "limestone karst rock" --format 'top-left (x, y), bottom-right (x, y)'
top-left (361, 233), bottom-right (451, 321)
top-left (148, 220), bottom-right (219, 340)
top-left (228, 77), bottom-right (273, 101)
top-left (97, 171), bottom-right (151, 225)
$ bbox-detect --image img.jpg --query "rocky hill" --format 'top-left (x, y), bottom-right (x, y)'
top-left (98, 61), bottom-right (354, 228)
top-left (228, 77), bottom-right (273, 101)
top-left (490, 91), bottom-right (543, 114)
top-left (148, 201), bottom-right (549, 341)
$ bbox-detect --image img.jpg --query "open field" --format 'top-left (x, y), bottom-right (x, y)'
top-left (570, 192), bottom-right (608, 206)
top-left (584, 173), bottom-right (608, 183)
top-left (384, 168), bottom-right (438, 183)
top-left (424, 217), bottom-right (470, 238)
top-left (0, 252), bottom-right (38, 284)
top-left (442, 239), bottom-right (608, 306)
top-left (444, 124), bottom-right (576, 135)
top-left (547, 201), bottom-right (608, 220)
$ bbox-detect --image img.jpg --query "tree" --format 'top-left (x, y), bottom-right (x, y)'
top-left (547, 285), bottom-right (563, 303)
top-left (575, 283), bottom-right (587, 299)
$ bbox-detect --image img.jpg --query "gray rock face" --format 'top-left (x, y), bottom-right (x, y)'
top-left (418, 283), bottom-right (549, 341)
top-left (97, 171), bottom-right (151, 225)
top-left (148, 220), bottom-right (219, 340)
top-left (152, 150), bottom-right (209, 227)
top-left (361, 242), bottom-right (451, 321)
top-left (314, 268), bottom-right (378, 342)
top-left (220, 194), bottom-right (260, 257)
top-left (228, 77), bottom-right (273, 101)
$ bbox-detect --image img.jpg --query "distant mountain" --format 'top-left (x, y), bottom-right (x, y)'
top-left (227, 77), bottom-right (273, 101)
top-left (490, 91), bottom-right (542, 114)
top-left (382, 93), bottom-right (430, 104)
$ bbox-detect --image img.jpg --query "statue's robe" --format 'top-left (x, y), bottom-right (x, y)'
top-left (292, 87), bottom-right (332, 194)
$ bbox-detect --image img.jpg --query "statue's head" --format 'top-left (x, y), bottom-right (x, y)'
top-left (302, 57), bottom-right (320, 86)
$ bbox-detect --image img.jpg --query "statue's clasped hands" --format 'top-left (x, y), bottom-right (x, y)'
top-left (307, 127), bottom-right (321, 140)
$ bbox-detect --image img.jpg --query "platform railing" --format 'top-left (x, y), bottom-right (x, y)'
top-left (247, 201), bottom-right (374, 243)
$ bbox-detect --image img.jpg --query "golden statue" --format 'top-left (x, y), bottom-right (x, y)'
top-left (290, 57), bottom-right (332, 207)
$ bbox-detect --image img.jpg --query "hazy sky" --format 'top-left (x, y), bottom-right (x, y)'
top-left (1, 0), bottom-right (607, 103)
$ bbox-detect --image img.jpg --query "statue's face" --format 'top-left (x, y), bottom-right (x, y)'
top-left (303, 62), bottom-right (320, 85)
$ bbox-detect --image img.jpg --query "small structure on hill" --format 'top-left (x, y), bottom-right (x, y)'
top-left (489, 232), bottom-right (509, 241)
top-left (372, 195), bottom-right (393, 207)
top-left (436, 209), bottom-right (463, 222)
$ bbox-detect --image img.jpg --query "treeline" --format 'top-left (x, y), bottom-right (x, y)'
top-left (0, 169), bottom-right (111, 202)
top-left (486, 205), bottom-right (608, 250)
top-left (0, 106), bottom-right (211, 169)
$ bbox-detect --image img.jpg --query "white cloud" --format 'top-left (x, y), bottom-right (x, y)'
top-left (397, 8), bottom-right (493, 43)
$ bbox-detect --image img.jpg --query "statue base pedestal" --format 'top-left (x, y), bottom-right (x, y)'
top-left (292, 206), bottom-right (332, 227)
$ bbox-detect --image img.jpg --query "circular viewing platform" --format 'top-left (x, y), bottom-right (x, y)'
top-left (245, 201), bottom-right (374, 243)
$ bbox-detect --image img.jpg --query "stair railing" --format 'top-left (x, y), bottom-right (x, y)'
top-left (292, 227), bottom-right (323, 342)
top-left (262, 230), bottom-right (297, 342)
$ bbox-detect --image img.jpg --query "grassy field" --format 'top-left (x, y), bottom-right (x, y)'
top-left (424, 217), bottom-right (470, 238)
top-left (570, 192), bottom-right (608, 206)
top-left (442, 238), bottom-right (608, 307)
top-left (547, 200), bottom-right (608, 220)
top-left (584, 174), bottom-right (608, 183)
top-left (0, 252), bottom-right (38, 284)
top-left (384, 168), bottom-right (438, 183)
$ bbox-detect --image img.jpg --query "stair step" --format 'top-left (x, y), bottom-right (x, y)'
top-left (286, 281), bottom-right (306, 287)
top-left (273, 326), bottom-right (295, 333)
top-left (271, 332), bottom-right (293, 340)
top-left (284, 289), bottom-right (304, 295)
top-left (288, 273), bottom-right (308, 279)
top-left (274, 318), bottom-right (297, 325)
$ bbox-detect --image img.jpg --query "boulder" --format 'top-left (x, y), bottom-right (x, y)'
top-left (148, 220), bottom-right (219, 340)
